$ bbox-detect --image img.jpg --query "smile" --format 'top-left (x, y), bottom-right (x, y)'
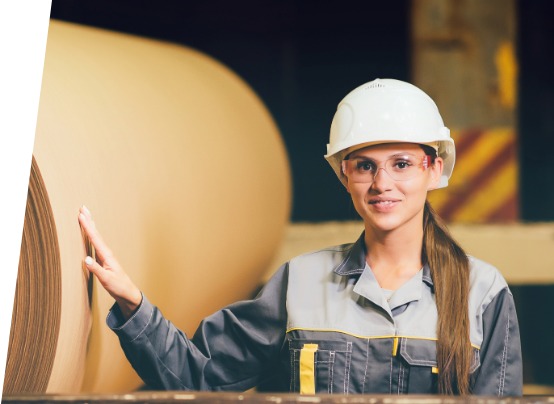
top-left (368, 200), bottom-right (398, 205)
top-left (367, 199), bottom-right (401, 211)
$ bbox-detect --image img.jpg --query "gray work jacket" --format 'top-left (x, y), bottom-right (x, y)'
top-left (108, 233), bottom-right (522, 396)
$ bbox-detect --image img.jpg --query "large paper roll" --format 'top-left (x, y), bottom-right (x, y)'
top-left (6, 20), bottom-right (290, 394)
top-left (4, 157), bottom-right (64, 395)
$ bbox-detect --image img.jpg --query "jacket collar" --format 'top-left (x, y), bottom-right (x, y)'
top-left (332, 231), bottom-right (435, 289)
top-left (421, 264), bottom-right (434, 289)
top-left (332, 232), bottom-right (367, 276)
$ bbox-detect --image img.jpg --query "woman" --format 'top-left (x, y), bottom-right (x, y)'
top-left (78, 78), bottom-right (522, 396)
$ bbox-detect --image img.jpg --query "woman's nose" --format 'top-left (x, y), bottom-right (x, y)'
top-left (370, 167), bottom-right (394, 191)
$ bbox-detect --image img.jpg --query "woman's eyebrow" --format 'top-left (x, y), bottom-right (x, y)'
top-left (389, 152), bottom-right (417, 158)
top-left (351, 152), bottom-right (416, 160)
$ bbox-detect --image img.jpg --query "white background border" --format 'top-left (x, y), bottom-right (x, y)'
top-left (0, 0), bottom-right (52, 396)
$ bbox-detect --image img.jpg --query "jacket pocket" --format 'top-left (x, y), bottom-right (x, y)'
top-left (397, 338), bottom-right (438, 393)
top-left (289, 339), bottom-right (352, 394)
top-left (398, 338), bottom-right (481, 394)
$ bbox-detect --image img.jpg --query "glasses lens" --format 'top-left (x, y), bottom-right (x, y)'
top-left (384, 155), bottom-right (422, 181)
top-left (342, 155), bottom-right (428, 183)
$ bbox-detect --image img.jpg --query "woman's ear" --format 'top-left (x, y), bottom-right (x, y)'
top-left (340, 162), bottom-right (352, 194)
top-left (428, 157), bottom-right (444, 190)
top-left (344, 177), bottom-right (352, 194)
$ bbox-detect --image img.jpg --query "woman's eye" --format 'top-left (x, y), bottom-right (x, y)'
top-left (356, 161), bottom-right (375, 172)
top-left (394, 160), bottom-right (412, 170)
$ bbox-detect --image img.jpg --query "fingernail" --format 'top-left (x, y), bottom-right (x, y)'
top-left (82, 205), bottom-right (91, 215)
top-left (85, 256), bottom-right (94, 266)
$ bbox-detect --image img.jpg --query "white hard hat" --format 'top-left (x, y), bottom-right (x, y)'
top-left (325, 78), bottom-right (455, 189)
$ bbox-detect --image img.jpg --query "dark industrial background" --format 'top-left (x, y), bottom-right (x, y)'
top-left (50, 0), bottom-right (554, 223)
top-left (49, 0), bottom-right (554, 389)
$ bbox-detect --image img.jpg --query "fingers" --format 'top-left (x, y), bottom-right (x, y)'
top-left (84, 255), bottom-right (105, 278)
top-left (84, 254), bottom-right (118, 296)
top-left (84, 254), bottom-right (142, 318)
top-left (78, 206), bottom-right (111, 262)
top-left (78, 206), bottom-right (142, 316)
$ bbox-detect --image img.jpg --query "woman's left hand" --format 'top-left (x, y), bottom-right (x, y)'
top-left (78, 206), bottom-right (142, 319)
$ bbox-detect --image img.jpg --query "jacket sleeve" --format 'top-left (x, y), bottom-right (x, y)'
top-left (106, 264), bottom-right (289, 391)
top-left (471, 287), bottom-right (523, 397)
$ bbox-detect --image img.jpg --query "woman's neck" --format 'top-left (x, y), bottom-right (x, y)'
top-left (363, 224), bottom-right (424, 290)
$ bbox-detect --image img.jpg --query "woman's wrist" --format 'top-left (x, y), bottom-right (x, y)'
top-left (116, 288), bottom-right (143, 320)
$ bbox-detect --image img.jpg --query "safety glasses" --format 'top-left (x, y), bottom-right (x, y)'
top-left (342, 154), bottom-right (432, 183)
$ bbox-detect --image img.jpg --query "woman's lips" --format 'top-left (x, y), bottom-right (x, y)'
top-left (368, 199), bottom-right (400, 211)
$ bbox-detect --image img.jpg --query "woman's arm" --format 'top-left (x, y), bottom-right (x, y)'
top-left (109, 266), bottom-right (289, 391)
top-left (471, 288), bottom-right (523, 396)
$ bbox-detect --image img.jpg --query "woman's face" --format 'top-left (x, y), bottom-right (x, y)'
top-left (344, 142), bottom-right (443, 236)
